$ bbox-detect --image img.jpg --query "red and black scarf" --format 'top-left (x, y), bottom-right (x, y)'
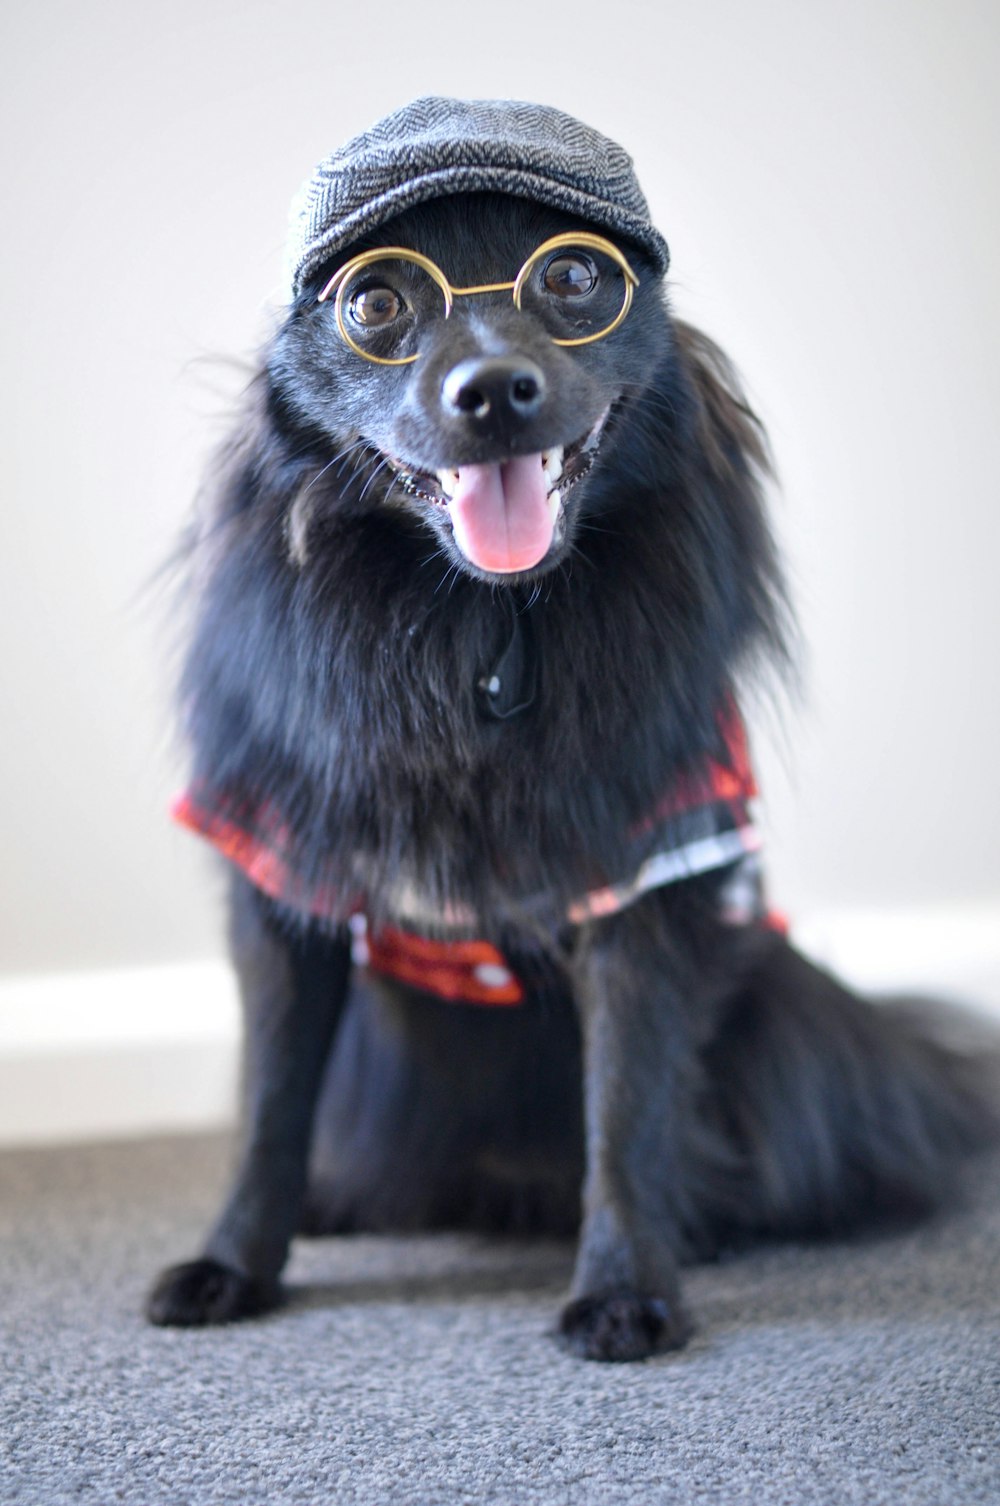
top-left (175, 710), bottom-right (776, 1006)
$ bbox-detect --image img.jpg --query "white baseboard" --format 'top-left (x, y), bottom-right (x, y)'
top-left (1, 903), bottom-right (998, 1147)
top-left (793, 901), bottom-right (1000, 1011)
top-left (0, 961), bottom-right (240, 1146)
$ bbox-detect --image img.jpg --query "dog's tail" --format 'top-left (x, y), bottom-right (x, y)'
top-left (696, 939), bottom-right (1000, 1245)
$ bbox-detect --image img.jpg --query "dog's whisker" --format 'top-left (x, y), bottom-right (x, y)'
top-left (326, 442), bottom-right (368, 478)
top-left (381, 471), bottom-right (404, 507)
top-left (432, 561), bottom-right (461, 596)
top-left (339, 442), bottom-right (377, 475)
top-left (357, 455), bottom-right (393, 504)
top-left (306, 447), bottom-right (362, 495)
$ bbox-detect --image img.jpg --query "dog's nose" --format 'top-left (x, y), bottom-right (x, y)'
top-left (441, 357), bottom-right (546, 423)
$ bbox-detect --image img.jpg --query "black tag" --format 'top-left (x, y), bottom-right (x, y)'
top-left (476, 603), bottom-right (538, 721)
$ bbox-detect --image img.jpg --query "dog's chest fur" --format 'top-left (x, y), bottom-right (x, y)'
top-left (188, 482), bottom-right (745, 932)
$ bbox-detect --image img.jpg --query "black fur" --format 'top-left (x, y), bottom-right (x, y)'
top-left (149, 193), bottom-right (998, 1359)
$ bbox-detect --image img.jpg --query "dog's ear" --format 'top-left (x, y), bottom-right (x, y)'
top-left (189, 374), bottom-right (270, 535)
top-left (673, 322), bottom-right (771, 488)
top-left (665, 321), bottom-right (793, 691)
top-left (185, 368), bottom-right (318, 572)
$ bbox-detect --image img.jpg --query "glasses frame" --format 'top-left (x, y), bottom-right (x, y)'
top-left (316, 231), bottom-right (640, 367)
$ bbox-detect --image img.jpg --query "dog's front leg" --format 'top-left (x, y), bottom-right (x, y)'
top-left (561, 895), bottom-right (699, 1361)
top-left (147, 874), bottom-right (351, 1325)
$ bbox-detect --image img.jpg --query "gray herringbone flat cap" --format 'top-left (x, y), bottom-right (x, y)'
top-left (286, 96), bottom-right (669, 297)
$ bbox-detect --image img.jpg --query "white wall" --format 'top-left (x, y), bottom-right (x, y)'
top-left (2, 0), bottom-right (998, 1003)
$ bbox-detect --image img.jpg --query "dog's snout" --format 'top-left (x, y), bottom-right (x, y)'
top-left (442, 357), bottom-right (546, 423)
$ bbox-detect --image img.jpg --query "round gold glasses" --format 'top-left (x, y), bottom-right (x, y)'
top-left (316, 231), bottom-right (640, 366)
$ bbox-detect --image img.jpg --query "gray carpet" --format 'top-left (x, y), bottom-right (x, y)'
top-left (1, 1134), bottom-right (998, 1506)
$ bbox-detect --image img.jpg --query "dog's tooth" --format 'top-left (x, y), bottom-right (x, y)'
top-left (436, 468), bottom-right (458, 499)
top-left (542, 445), bottom-right (564, 488)
top-left (547, 488), bottom-right (562, 522)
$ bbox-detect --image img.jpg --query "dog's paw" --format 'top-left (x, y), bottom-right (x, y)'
top-left (558, 1290), bottom-right (693, 1362)
top-left (146, 1258), bottom-right (279, 1327)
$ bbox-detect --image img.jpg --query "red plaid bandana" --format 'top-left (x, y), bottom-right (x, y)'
top-left (174, 709), bottom-right (774, 1006)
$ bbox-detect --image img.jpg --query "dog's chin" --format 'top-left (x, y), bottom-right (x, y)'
top-left (371, 406), bottom-right (614, 583)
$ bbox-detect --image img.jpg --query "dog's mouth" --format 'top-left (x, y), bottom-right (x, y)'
top-left (384, 408), bottom-right (611, 575)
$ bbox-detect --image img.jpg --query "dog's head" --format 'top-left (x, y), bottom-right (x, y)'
top-left (271, 193), bottom-right (668, 581)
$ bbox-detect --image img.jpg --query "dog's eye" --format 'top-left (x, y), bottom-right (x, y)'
top-left (349, 286), bottom-right (405, 328)
top-left (542, 253), bottom-right (598, 298)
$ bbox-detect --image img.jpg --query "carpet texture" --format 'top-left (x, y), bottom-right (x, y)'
top-left (1, 1133), bottom-right (998, 1506)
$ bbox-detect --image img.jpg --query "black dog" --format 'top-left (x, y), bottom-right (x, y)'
top-left (148, 189), bottom-right (996, 1361)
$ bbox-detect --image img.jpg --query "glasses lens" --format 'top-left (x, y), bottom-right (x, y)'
top-left (518, 240), bottom-right (632, 345)
top-left (334, 254), bottom-right (449, 362)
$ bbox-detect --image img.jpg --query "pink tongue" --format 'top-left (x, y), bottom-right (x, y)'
top-left (448, 454), bottom-right (553, 573)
